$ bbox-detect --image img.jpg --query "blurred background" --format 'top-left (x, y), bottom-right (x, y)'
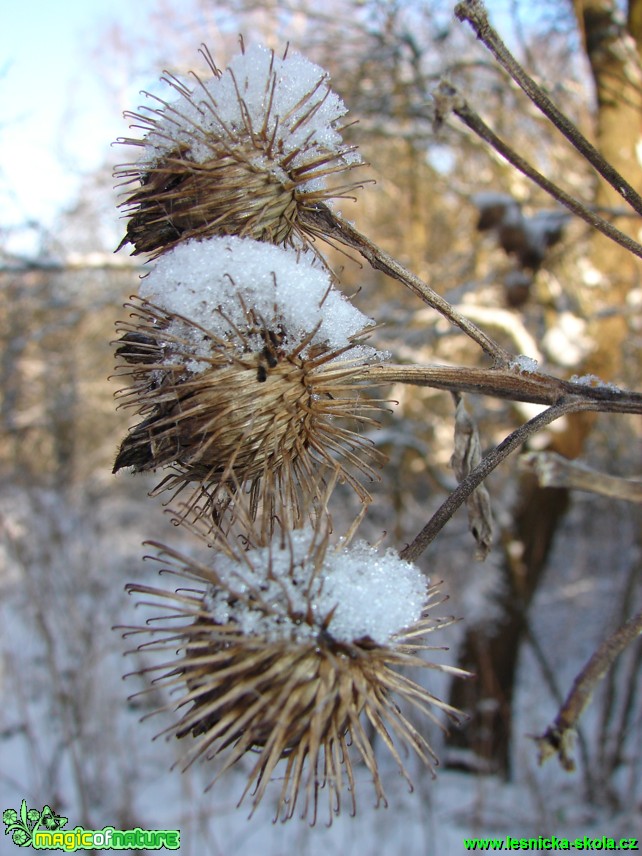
top-left (1, 1), bottom-right (641, 853)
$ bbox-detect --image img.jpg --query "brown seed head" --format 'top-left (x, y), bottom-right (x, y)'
top-left (121, 524), bottom-right (467, 823)
top-left (113, 296), bottom-right (386, 527)
top-left (115, 43), bottom-right (364, 258)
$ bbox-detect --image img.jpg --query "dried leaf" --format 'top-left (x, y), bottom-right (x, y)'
top-left (450, 394), bottom-right (494, 559)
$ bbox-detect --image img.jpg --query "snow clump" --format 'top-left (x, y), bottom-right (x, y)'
top-left (139, 236), bottom-right (380, 368)
top-left (204, 526), bottom-right (428, 645)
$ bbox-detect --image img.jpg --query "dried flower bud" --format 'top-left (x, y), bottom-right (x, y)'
top-left (122, 520), bottom-right (466, 823)
top-left (115, 43), bottom-right (363, 257)
top-left (113, 237), bottom-right (387, 525)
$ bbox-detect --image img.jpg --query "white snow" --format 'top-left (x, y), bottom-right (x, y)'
top-left (569, 373), bottom-right (621, 392)
top-left (139, 235), bottom-right (379, 365)
top-left (510, 354), bottom-right (539, 373)
top-left (137, 44), bottom-right (360, 192)
top-left (203, 526), bottom-right (428, 645)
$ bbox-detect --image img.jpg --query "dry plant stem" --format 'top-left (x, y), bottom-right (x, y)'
top-left (445, 95), bottom-right (642, 261)
top-left (301, 204), bottom-right (512, 367)
top-left (522, 451), bottom-right (642, 503)
top-left (455, 0), bottom-right (642, 219)
top-left (365, 363), bottom-right (642, 413)
top-left (399, 397), bottom-right (595, 562)
top-left (535, 608), bottom-right (642, 771)
top-left (522, 620), bottom-right (593, 784)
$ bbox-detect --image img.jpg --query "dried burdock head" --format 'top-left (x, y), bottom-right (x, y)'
top-left (113, 236), bottom-right (388, 526)
top-left (121, 518), bottom-right (467, 823)
top-left (115, 41), bottom-right (363, 258)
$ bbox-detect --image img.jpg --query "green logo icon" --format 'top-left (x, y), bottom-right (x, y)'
top-left (3, 800), bottom-right (68, 847)
top-left (3, 800), bottom-right (180, 850)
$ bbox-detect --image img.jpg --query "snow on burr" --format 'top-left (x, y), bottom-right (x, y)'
top-left (138, 236), bottom-right (379, 365)
top-left (139, 43), bottom-right (360, 191)
top-left (203, 526), bottom-right (428, 645)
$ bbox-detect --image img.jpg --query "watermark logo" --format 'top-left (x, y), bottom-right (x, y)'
top-left (3, 800), bottom-right (180, 851)
top-left (3, 801), bottom-right (68, 847)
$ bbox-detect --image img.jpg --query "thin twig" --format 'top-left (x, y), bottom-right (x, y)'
top-left (521, 451), bottom-right (642, 503)
top-left (365, 363), bottom-right (564, 403)
top-left (399, 397), bottom-right (595, 562)
top-left (432, 83), bottom-right (642, 261)
top-left (363, 363), bottom-right (642, 413)
top-left (597, 557), bottom-right (642, 780)
top-left (301, 203), bottom-right (512, 366)
top-left (454, 0), bottom-right (642, 218)
top-left (522, 620), bottom-right (594, 789)
top-left (534, 608), bottom-right (642, 771)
